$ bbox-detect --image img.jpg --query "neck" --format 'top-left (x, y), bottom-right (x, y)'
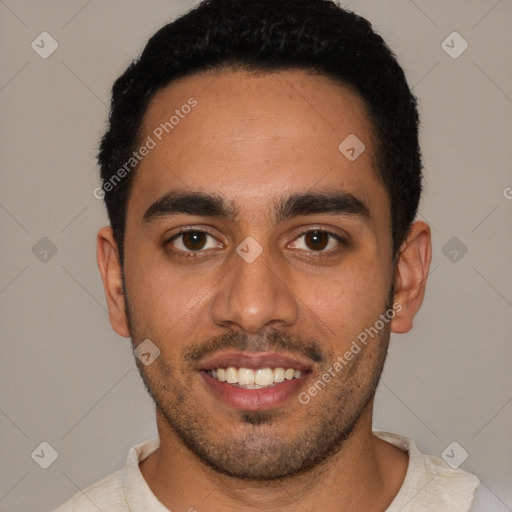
top-left (139, 403), bottom-right (408, 512)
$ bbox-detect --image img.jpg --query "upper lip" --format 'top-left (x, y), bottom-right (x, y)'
top-left (197, 351), bottom-right (314, 372)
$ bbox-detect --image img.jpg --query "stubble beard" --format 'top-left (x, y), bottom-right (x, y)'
top-left (123, 279), bottom-right (393, 481)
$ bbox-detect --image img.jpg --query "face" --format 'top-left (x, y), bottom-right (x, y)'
top-left (104, 69), bottom-right (404, 480)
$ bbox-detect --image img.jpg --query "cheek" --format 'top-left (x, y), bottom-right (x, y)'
top-left (131, 280), bottom-right (203, 341)
top-left (296, 259), bottom-right (390, 342)
top-left (123, 245), bottom-right (207, 340)
top-left (124, 249), bottom-right (218, 380)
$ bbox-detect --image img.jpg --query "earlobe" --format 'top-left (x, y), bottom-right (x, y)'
top-left (97, 226), bottom-right (130, 338)
top-left (391, 221), bottom-right (432, 334)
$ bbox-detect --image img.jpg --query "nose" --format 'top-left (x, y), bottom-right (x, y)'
top-left (211, 239), bottom-right (299, 334)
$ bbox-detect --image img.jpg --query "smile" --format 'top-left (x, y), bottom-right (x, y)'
top-left (197, 352), bottom-right (312, 411)
top-left (206, 367), bottom-right (303, 389)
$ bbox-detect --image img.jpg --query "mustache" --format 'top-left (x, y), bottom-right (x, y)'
top-left (183, 328), bottom-right (327, 365)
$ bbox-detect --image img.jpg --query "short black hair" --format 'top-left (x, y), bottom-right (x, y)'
top-left (98, 0), bottom-right (422, 263)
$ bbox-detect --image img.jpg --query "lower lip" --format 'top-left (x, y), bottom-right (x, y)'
top-left (200, 371), bottom-right (308, 411)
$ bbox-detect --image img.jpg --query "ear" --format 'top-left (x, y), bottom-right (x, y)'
top-left (97, 226), bottom-right (130, 338)
top-left (391, 221), bottom-right (432, 334)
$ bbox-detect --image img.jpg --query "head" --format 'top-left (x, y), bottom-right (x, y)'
top-left (97, 0), bottom-right (431, 481)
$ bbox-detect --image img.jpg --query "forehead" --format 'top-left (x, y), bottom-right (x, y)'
top-left (129, 68), bottom-right (388, 222)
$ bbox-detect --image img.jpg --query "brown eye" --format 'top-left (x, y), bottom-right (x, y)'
top-left (304, 230), bottom-right (330, 251)
top-left (181, 231), bottom-right (208, 250)
top-left (168, 230), bottom-right (219, 253)
top-left (289, 229), bottom-right (344, 254)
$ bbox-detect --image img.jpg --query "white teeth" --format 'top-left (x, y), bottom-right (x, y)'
top-left (238, 368), bottom-right (255, 385)
top-left (226, 366), bottom-right (238, 384)
top-left (255, 368), bottom-right (274, 386)
top-left (207, 366), bottom-right (304, 387)
top-left (273, 367), bottom-right (285, 382)
top-left (284, 368), bottom-right (295, 380)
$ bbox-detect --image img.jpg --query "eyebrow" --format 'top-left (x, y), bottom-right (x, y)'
top-left (142, 189), bottom-right (370, 224)
top-left (274, 189), bottom-right (370, 223)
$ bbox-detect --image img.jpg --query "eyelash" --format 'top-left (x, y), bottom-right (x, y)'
top-left (165, 228), bottom-right (347, 260)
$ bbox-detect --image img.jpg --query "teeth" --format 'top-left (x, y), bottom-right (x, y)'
top-left (207, 367), bottom-right (303, 388)
top-left (255, 368), bottom-right (274, 386)
top-left (273, 367), bottom-right (285, 382)
top-left (238, 368), bottom-right (255, 385)
top-left (226, 367), bottom-right (238, 384)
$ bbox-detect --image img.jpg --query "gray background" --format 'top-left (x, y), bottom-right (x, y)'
top-left (0, 1), bottom-right (511, 511)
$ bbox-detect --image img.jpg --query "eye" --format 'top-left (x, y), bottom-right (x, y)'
top-left (289, 229), bottom-right (344, 252)
top-left (167, 230), bottom-right (221, 253)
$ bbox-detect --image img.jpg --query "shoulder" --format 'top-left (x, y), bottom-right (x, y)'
top-left (421, 452), bottom-right (480, 506)
top-left (374, 431), bottom-right (480, 512)
top-left (53, 469), bottom-right (127, 511)
top-left (53, 438), bottom-right (160, 512)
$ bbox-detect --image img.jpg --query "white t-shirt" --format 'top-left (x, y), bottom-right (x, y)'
top-left (54, 431), bottom-right (480, 511)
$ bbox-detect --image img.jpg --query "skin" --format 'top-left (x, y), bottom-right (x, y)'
top-left (97, 68), bottom-right (431, 511)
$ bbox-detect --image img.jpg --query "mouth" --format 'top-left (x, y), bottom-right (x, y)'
top-left (205, 366), bottom-right (303, 389)
top-left (197, 352), bottom-right (313, 411)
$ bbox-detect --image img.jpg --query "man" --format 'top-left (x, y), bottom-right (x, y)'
top-left (56, 0), bottom-right (480, 510)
